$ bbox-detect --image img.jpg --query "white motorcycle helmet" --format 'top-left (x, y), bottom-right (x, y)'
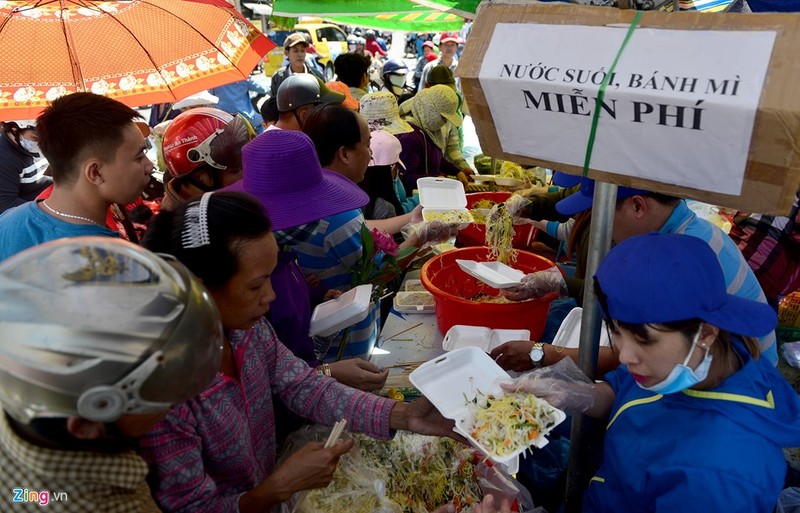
top-left (0, 237), bottom-right (224, 424)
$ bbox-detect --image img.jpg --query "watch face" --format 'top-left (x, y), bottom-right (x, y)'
top-left (530, 346), bottom-right (544, 362)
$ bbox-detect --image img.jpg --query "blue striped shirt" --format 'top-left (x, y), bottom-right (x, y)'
top-left (660, 201), bottom-right (777, 365)
top-left (292, 209), bottom-right (364, 291)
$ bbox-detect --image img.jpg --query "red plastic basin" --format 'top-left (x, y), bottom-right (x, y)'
top-left (456, 192), bottom-right (537, 249)
top-left (421, 246), bottom-right (558, 338)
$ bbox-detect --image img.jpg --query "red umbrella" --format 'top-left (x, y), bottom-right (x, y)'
top-left (0, 0), bottom-right (275, 119)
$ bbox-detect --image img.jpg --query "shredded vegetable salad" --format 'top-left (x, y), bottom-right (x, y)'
top-left (302, 432), bottom-right (482, 513)
top-left (424, 210), bottom-right (473, 224)
top-left (485, 203), bottom-right (516, 265)
top-left (497, 162), bottom-right (546, 186)
top-left (473, 199), bottom-right (497, 210)
top-left (465, 391), bottom-right (559, 459)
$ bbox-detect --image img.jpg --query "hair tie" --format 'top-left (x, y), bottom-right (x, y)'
top-left (181, 192), bottom-right (213, 249)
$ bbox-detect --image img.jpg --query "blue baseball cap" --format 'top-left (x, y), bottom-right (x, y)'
top-left (551, 171), bottom-right (581, 188)
top-left (594, 232), bottom-right (777, 337)
top-left (556, 177), bottom-right (649, 216)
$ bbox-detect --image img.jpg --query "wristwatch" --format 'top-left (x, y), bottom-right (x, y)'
top-left (529, 342), bottom-right (545, 369)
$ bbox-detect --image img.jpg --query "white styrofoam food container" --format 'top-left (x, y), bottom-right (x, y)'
top-left (552, 307), bottom-right (611, 349)
top-left (456, 260), bottom-right (525, 289)
top-left (309, 284), bottom-right (373, 337)
top-left (393, 291), bottom-right (435, 314)
top-left (417, 177), bottom-right (473, 223)
top-left (409, 347), bottom-right (565, 465)
top-left (442, 325), bottom-right (530, 352)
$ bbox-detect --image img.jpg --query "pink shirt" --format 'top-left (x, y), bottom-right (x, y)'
top-left (138, 318), bottom-right (395, 512)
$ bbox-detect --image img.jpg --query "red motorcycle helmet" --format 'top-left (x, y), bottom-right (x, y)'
top-left (161, 107), bottom-right (253, 178)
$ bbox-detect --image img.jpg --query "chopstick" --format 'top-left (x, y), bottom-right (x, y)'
top-left (382, 360), bottom-right (427, 370)
top-left (380, 322), bottom-right (424, 342)
top-left (324, 419), bottom-right (348, 449)
top-left (290, 419), bottom-right (348, 513)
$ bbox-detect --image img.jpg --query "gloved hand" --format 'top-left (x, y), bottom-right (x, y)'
top-left (502, 266), bottom-right (567, 301)
top-left (500, 358), bottom-right (596, 416)
top-left (411, 219), bottom-right (461, 246)
top-left (504, 194), bottom-right (532, 222)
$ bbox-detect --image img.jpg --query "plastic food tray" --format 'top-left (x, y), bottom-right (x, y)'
top-left (442, 325), bottom-right (530, 352)
top-left (455, 259), bottom-right (525, 289)
top-left (404, 279), bottom-right (426, 292)
top-left (309, 284), bottom-right (372, 337)
top-left (472, 175), bottom-right (496, 183)
top-left (393, 291), bottom-right (435, 314)
top-left (409, 347), bottom-right (565, 465)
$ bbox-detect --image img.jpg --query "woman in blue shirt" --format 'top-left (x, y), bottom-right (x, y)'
top-left (508, 232), bottom-right (800, 512)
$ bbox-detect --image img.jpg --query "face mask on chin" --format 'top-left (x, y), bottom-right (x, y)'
top-left (638, 327), bottom-right (713, 395)
top-left (20, 137), bottom-right (40, 155)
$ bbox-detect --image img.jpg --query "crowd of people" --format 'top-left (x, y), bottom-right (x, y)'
top-left (0, 10), bottom-right (798, 513)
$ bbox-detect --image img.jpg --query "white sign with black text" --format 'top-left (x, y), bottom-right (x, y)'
top-left (479, 24), bottom-right (776, 195)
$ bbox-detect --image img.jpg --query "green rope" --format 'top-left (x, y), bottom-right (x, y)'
top-left (582, 11), bottom-right (644, 177)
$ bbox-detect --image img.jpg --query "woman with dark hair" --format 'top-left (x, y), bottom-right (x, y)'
top-left (138, 191), bottom-right (456, 513)
top-left (504, 233), bottom-right (800, 512)
top-left (359, 164), bottom-right (403, 220)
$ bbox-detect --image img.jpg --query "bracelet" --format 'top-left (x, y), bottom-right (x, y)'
top-left (554, 344), bottom-right (566, 354)
top-left (317, 363), bottom-right (332, 377)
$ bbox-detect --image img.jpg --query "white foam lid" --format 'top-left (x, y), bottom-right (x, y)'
top-left (456, 260), bottom-right (526, 289)
top-left (417, 177), bottom-right (467, 209)
top-left (442, 325), bottom-right (530, 352)
top-left (309, 284), bottom-right (373, 337)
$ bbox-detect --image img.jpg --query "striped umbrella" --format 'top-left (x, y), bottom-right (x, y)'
top-left (0, 0), bottom-right (274, 119)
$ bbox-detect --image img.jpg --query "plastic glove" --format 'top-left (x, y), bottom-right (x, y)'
top-left (500, 358), bottom-right (596, 416)
top-left (410, 219), bottom-right (461, 246)
top-left (502, 266), bottom-right (567, 301)
top-left (504, 194), bottom-right (530, 219)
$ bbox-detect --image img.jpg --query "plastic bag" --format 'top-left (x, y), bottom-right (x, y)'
top-left (475, 460), bottom-right (545, 513)
top-left (777, 488), bottom-right (800, 513)
top-left (275, 425), bottom-right (398, 513)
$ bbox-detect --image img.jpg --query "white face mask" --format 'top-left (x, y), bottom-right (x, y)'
top-left (20, 138), bottom-right (40, 155)
top-left (638, 327), bottom-right (713, 394)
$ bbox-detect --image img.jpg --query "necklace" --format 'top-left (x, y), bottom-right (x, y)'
top-left (41, 200), bottom-right (101, 226)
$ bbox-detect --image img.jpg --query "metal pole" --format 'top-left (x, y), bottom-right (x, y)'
top-left (563, 180), bottom-right (617, 512)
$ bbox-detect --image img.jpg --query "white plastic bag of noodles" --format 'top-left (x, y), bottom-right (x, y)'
top-left (474, 458), bottom-right (546, 513)
top-left (276, 424), bottom-right (545, 513)
top-left (274, 424), bottom-right (398, 513)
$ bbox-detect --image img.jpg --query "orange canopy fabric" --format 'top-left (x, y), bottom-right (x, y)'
top-left (0, 0), bottom-right (275, 119)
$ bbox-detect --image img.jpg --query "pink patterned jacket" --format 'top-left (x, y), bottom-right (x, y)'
top-left (138, 318), bottom-right (395, 512)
